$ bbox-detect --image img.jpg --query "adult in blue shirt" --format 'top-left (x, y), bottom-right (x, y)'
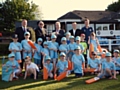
top-left (81, 19), bottom-right (93, 43)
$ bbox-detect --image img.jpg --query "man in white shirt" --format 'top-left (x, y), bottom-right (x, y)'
top-left (69, 22), bottom-right (83, 37)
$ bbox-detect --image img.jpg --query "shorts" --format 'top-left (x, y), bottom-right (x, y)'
top-left (75, 73), bottom-right (82, 77)
top-left (34, 58), bottom-right (41, 65)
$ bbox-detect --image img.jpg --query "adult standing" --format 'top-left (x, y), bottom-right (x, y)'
top-left (81, 19), bottom-right (93, 43)
top-left (15, 19), bottom-right (32, 69)
top-left (69, 22), bottom-right (83, 37)
top-left (35, 21), bottom-right (48, 45)
top-left (52, 22), bottom-right (65, 45)
top-left (15, 19), bottom-right (32, 42)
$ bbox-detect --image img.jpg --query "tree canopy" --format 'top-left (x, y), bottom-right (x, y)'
top-left (0, 0), bottom-right (42, 31)
top-left (106, 0), bottom-right (120, 12)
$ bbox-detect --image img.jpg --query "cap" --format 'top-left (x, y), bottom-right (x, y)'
top-left (75, 36), bottom-right (81, 41)
top-left (74, 46), bottom-right (81, 50)
top-left (106, 52), bottom-right (112, 57)
top-left (12, 34), bottom-right (18, 39)
top-left (70, 36), bottom-right (74, 39)
top-left (45, 56), bottom-right (51, 61)
top-left (61, 37), bottom-right (66, 41)
top-left (114, 50), bottom-right (119, 53)
top-left (43, 41), bottom-right (48, 45)
top-left (24, 32), bottom-right (30, 36)
top-left (8, 53), bottom-right (15, 58)
top-left (60, 52), bottom-right (66, 56)
top-left (81, 34), bottom-right (85, 37)
top-left (65, 32), bottom-right (71, 36)
top-left (37, 38), bottom-right (43, 42)
top-left (51, 34), bottom-right (57, 39)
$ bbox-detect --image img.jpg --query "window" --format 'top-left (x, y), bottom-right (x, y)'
top-left (109, 24), bottom-right (114, 30)
top-left (96, 24), bottom-right (102, 31)
top-left (115, 23), bottom-right (120, 30)
top-left (103, 24), bottom-right (108, 30)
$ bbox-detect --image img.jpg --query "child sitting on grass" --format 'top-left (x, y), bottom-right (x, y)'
top-left (98, 52), bottom-right (117, 80)
top-left (87, 51), bottom-right (101, 74)
top-left (43, 55), bottom-right (53, 78)
top-left (55, 52), bottom-right (68, 75)
top-left (24, 56), bottom-right (39, 80)
top-left (112, 50), bottom-right (120, 75)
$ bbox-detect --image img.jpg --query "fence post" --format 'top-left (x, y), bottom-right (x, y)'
top-left (108, 39), bottom-right (112, 51)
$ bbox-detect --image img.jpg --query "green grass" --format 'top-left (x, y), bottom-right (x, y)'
top-left (0, 58), bottom-right (120, 90)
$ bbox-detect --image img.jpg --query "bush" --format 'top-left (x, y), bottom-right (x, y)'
top-left (0, 44), bottom-right (10, 56)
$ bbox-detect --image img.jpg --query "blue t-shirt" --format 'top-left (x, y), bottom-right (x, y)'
top-left (59, 44), bottom-right (68, 54)
top-left (87, 58), bottom-right (100, 69)
top-left (42, 48), bottom-right (49, 56)
top-left (102, 60), bottom-right (116, 70)
top-left (81, 26), bottom-right (93, 42)
top-left (68, 42), bottom-right (76, 51)
top-left (112, 57), bottom-right (120, 70)
top-left (72, 54), bottom-right (85, 73)
top-left (74, 43), bottom-right (84, 51)
top-left (56, 60), bottom-right (68, 74)
top-left (9, 42), bottom-right (22, 61)
top-left (33, 43), bottom-right (43, 59)
top-left (44, 63), bottom-right (53, 73)
top-left (6, 60), bottom-right (20, 70)
top-left (48, 41), bottom-right (59, 59)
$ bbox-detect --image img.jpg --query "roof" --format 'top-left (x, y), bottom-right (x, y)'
top-left (57, 12), bottom-right (82, 20)
top-left (57, 10), bottom-right (117, 22)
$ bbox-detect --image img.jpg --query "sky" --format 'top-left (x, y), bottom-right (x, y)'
top-left (0, 0), bottom-right (118, 20)
top-left (33, 0), bottom-right (118, 20)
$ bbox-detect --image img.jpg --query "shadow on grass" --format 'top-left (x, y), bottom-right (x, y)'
top-left (14, 75), bottom-right (93, 90)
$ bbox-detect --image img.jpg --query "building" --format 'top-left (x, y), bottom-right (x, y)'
top-left (57, 10), bottom-right (120, 38)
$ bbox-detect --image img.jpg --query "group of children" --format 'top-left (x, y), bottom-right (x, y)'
top-left (2, 31), bottom-right (120, 82)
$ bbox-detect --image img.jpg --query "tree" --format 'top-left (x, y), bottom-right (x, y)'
top-left (0, 0), bottom-right (42, 31)
top-left (106, 0), bottom-right (120, 12)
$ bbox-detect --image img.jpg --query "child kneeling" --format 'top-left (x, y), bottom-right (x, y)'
top-left (24, 56), bottom-right (39, 80)
top-left (2, 53), bottom-right (21, 81)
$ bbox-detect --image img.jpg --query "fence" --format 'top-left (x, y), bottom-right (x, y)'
top-left (98, 39), bottom-right (120, 51)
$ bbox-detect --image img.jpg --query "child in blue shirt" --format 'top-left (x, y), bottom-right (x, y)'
top-left (3, 53), bottom-right (21, 81)
top-left (48, 34), bottom-right (59, 74)
top-left (9, 34), bottom-right (22, 64)
top-left (75, 36), bottom-right (84, 53)
top-left (88, 32), bottom-right (100, 53)
top-left (59, 37), bottom-right (68, 54)
top-left (65, 32), bottom-right (71, 44)
top-left (87, 51), bottom-right (101, 73)
top-left (42, 41), bottom-right (49, 56)
top-left (33, 38), bottom-right (43, 68)
top-left (43, 55), bottom-right (53, 78)
top-left (56, 52), bottom-right (68, 75)
top-left (72, 46), bottom-right (85, 77)
top-left (21, 32), bottom-right (32, 59)
top-left (68, 36), bottom-right (75, 61)
top-left (98, 52), bottom-right (117, 80)
top-left (112, 50), bottom-right (120, 74)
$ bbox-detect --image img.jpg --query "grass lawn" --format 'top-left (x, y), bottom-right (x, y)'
top-left (0, 57), bottom-right (120, 90)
